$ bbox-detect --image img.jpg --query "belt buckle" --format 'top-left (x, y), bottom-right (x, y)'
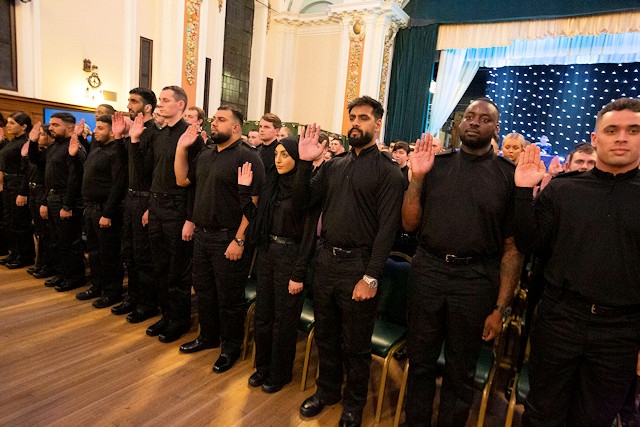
top-left (590, 304), bottom-right (597, 315)
top-left (332, 247), bottom-right (339, 256)
top-left (445, 254), bottom-right (456, 263)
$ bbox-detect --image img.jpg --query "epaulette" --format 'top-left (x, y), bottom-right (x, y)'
top-left (496, 155), bottom-right (516, 168)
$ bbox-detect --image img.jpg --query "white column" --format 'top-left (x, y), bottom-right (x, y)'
top-left (247, 0), bottom-right (269, 120)
top-left (331, 19), bottom-right (351, 133)
top-left (121, 0), bottom-right (137, 107)
top-left (271, 24), bottom-right (297, 120)
top-left (207, 0), bottom-right (226, 112)
top-left (158, 1), bottom-right (185, 87)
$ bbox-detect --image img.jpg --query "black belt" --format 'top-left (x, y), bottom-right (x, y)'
top-left (151, 191), bottom-right (185, 199)
top-left (560, 292), bottom-right (640, 317)
top-left (324, 243), bottom-right (366, 258)
top-left (29, 182), bottom-right (43, 189)
top-left (48, 189), bottom-right (64, 195)
top-left (128, 189), bottom-right (150, 197)
top-left (424, 246), bottom-right (484, 265)
top-left (269, 234), bottom-right (298, 245)
top-left (3, 173), bottom-right (22, 178)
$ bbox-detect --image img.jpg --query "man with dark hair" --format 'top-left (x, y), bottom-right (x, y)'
top-left (247, 130), bottom-right (261, 148)
top-left (74, 115), bottom-right (127, 308)
top-left (564, 142), bottom-right (597, 172)
top-left (515, 97), bottom-right (640, 425)
top-left (391, 140), bottom-right (411, 185)
top-left (110, 87), bottom-right (160, 322)
top-left (174, 104), bottom-right (265, 373)
top-left (402, 98), bottom-right (523, 426)
top-left (95, 104), bottom-right (116, 119)
top-left (30, 112), bottom-right (87, 291)
top-left (139, 85), bottom-right (204, 343)
top-left (258, 113), bottom-right (282, 171)
top-left (296, 96), bottom-right (405, 426)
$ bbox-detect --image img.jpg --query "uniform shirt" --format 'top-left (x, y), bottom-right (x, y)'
top-left (150, 118), bottom-right (203, 195)
top-left (43, 137), bottom-right (86, 209)
top-left (81, 139), bottom-right (127, 218)
top-left (120, 118), bottom-right (157, 192)
top-left (514, 167), bottom-right (640, 307)
top-left (188, 139), bottom-right (265, 230)
top-left (0, 134), bottom-right (28, 175)
top-left (301, 144), bottom-right (405, 280)
top-left (418, 148), bottom-right (515, 257)
top-left (258, 140), bottom-right (277, 172)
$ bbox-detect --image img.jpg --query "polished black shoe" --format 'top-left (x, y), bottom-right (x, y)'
top-left (111, 299), bottom-right (136, 315)
top-left (27, 266), bottom-right (40, 275)
top-left (44, 275), bottom-right (64, 287)
top-left (92, 295), bottom-right (123, 309)
top-left (158, 321), bottom-right (190, 343)
top-left (146, 317), bottom-right (169, 336)
top-left (76, 286), bottom-right (101, 301)
top-left (212, 353), bottom-right (240, 374)
top-left (339, 411), bottom-right (362, 427)
top-left (33, 268), bottom-right (55, 279)
top-left (179, 336), bottom-right (220, 353)
top-left (128, 307), bottom-right (159, 324)
top-left (248, 371), bottom-right (267, 387)
top-left (299, 393), bottom-right (341, 418)
top-left (0, 253), bottom-right (16, 266)
top-left (5, 257), bottom-right (34, 269)
top-left (55, 280), bottom-right (85, 292)
top-left (262, 377), bottom-right (291, 394)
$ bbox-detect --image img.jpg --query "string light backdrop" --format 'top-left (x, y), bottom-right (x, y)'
top-left (486, 62), bottom-right (640, 157)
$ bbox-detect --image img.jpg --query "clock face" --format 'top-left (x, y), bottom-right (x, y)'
top-left (87, 74), bottom-right (101, 88)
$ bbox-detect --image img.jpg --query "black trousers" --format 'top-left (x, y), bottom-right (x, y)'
top-left (312, 245), bottom-right (378, 416)
top-left (254, 241), bottom-right (305, 384)
top-left (2, 175), bottom-right (34, 260)
top-left (148, 194), bottom-right (192, 325)
top-left (192, 227), bottom-right (250, 355)
top-left (29, 185), bottom-right (50, 269)
top-left (522, 290), bottom-right (640, 427)
top-left (47, 194), bottom-right (85, 283)
top-left (122, 193), bottom-right (156, 309)
top-left (84, 202), bottom-right (124, 298)
top-left (406, 246), bottom-right (499, 427)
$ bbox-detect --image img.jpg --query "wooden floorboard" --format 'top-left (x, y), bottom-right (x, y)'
top-left (0, 265), bottom-right (520, 426)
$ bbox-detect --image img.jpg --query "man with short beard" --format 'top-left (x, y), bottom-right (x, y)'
top-left (296, 96), bottom-right (405, 426)
top-left (110, 87), bottom-right (160, 323)
top-left (401, 98), bottom-right (524, 426)
top-left (174, 106), bottom-right (265, 373)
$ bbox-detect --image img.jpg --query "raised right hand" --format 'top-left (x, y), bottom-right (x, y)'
top-left (68, 134), bottom-right (80, 157)
top-left (409, 133), bottom-right (435, 179)
top-left (112, 111), bottom-right (126, 138)
top-left (298, 123), bottom-right (322, 161)
top-left (129, 113), bottom-right (146, 141)
top-left (515, 145), bottom-right (547, 188)
top-left (238, 162), bottom-right (253, 186)
top-left (177, 123), bottom-right (200, 149)
top-left (28, 122), bottom-right (42, 142)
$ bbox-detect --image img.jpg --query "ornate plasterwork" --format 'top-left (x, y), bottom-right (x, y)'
top-left (378, 23), bottom-right (399, 104)
top-left (345, 20), bottom-right (364, 105)
top-left (274, 1), bottom-right (409, 27)
top-left (267, 0), bottom-right (272, 33)
top-left (348, 14), bottom-right (365, 41)
top-left (184, 0), bottom-right (203, 85)
top-left (218, 0), bottom-right (223, 12)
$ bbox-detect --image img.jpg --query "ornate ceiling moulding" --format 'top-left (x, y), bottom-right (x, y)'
top-left (379, 22), bottom-right (399, 104)
top-left (348, 14), bottom-right (365, 42)
top-left (328, 1), bottom-right (409, 27)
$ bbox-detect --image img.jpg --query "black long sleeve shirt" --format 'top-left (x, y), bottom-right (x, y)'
top-left (42, 137), bottom-right (86, 209)
top-left (81, 139), bottom-right (127, 218)
top-left (121, 119), bottom-right (157, 191)
top-left (298, 144), bottom-right (405, 280)
top-left (514, 167), bottom-right (640, 307)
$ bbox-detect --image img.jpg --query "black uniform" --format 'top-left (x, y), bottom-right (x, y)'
top-left (148, 119), bottom-right (203, 329)
top-left (23, 144), bottom-right (50, 272)
top-left (81, 139), bottom-right (127, 299)
top-left (299, 145), bottom-right (404, 419)
top-left (0, 133), bottom-right (35, 265)
top-left (30, 136), bottom-right (86, 287)
top-left (120, 120), bottom-right (158, 313)
top-left (188, 140), bottom-right (265, 356)
top-left (406, 148), bottom-right (516, 426)
top-left (258, 140), bottom-right (276, 172)
top-left (515, 167), bottom-right (640, 426)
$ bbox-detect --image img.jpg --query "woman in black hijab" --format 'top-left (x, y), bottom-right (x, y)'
top-left (239, 136), bottom-right (311, 394)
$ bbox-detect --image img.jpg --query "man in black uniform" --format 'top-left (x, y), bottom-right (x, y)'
top-left (515, 97), bottom-right (640, 425)
top-left (296, 96), bottom-right (405, 427)
top-left (30, 113), bottom-right (87, 292)
top-left (401, 98), bottom-right (523, 426)
top-left (257, 113), bottom-right (281, 172)
top-left (74, 115), bottom-right (127, 308)
top-left (174, 106), bottom-right (265, 372)
top-left (141, 86), bottom-right (203, 343)
top-left (110, 87), bottom-right (160, 323)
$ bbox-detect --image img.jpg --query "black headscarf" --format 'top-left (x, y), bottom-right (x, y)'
top-left (249, 137), bottom-right (300, 246)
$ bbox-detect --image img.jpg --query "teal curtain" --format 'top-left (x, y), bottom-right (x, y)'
top-left (385, 24), bottom-right (438, 144)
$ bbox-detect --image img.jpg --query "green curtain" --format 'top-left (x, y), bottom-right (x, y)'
top-left (385, 24), bottom-right (439, 144)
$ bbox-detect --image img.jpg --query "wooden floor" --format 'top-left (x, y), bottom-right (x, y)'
top-left (0, 265), bottom-right (522, 426)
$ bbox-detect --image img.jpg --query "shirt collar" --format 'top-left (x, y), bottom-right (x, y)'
top-left (591, 166), bottom-right (639, 181)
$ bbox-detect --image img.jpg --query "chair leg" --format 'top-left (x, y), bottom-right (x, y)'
top-left (242, 303), bottom-right (255, 361)
top-left (504, 372), bottom-right (519, 427)
top-left (394, 359), bottom-right (410, 427)
top-left (300, 328), bottom-right (315, 391)
top-left (375, 341), bottom-right (405, 424)
top-left (477, 356), bottom-right (498, 427)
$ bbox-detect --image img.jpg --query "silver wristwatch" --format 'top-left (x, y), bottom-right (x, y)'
top-left (363, 275), bottom-right (378, 289)
top-left (494, 305), bottom-right (512, 318)
top-left (234, 237), bottom-right (245, 247)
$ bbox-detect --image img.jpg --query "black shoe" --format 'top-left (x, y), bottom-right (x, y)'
top-left (146, 317), bottom-right (169, 336)
top-left (111, 299), bottom-right (136, 315)
top-left (27, 266), bottom-right (40, 275)
top-left (128, 307), bottom-right (159, 324)
top-left (179, 336), bottom-right (219, 353)
top-left (6, 257), bottom-right (34, 269)
top-left (262, 377), bottom-right (291, 394)
top-left (248, 371), bottom-right (267, 387)
top-left (33, 268), bottom-right (55, 279)
top-left (158, 321), bottom-right (190, 343)
top-left (76, 286), bottom-right (101, 300)
top-left (0, 253), bottom-right (17, 266)
top-left (55, 280), bottom-right (85, 292)
top-left (45, 275), bottom-right (64, 287)
top-left (212, 353), bottom-right (240, 374)
top-left (299, 394), bottom-right (341, 418)
top-left (92, 295), bottom-right (123, 309)
top-left (339, 411), bottom-right (362, 427)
